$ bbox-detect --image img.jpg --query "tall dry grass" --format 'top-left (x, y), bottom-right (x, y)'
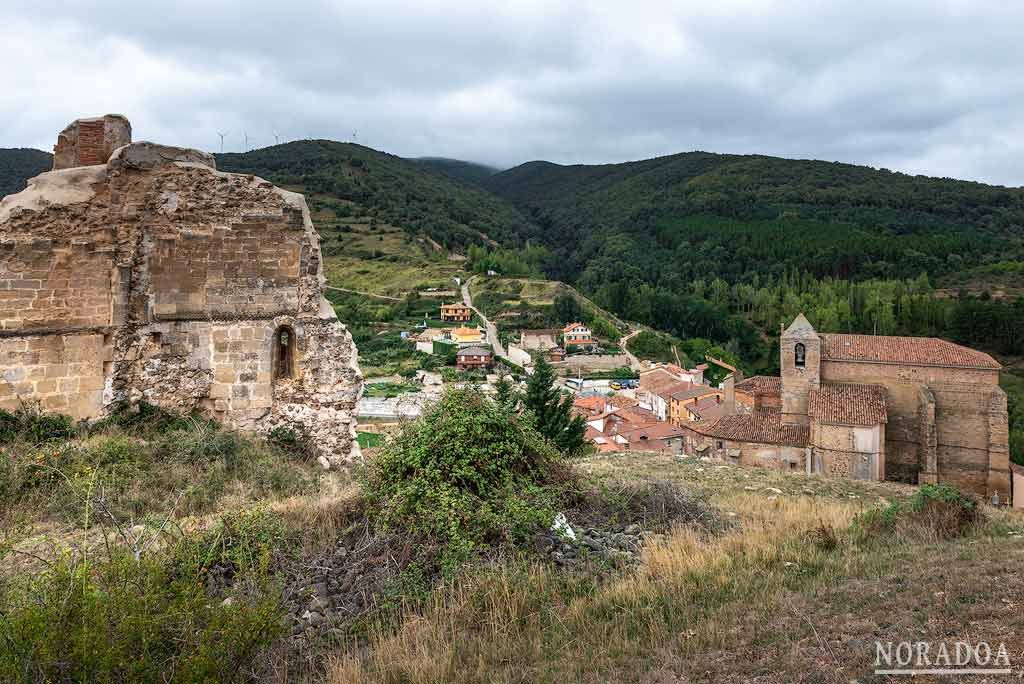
top-left (328, 495), bottom-right (865, 684)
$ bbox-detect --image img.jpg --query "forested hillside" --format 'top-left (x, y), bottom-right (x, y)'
top-left (481, 152), bottom-right (1024, 367)
top-left (0, 148), bottom-right (52, 198)
top-left (217, 141), bottom-right (538, 251)
top-left (412, 157), bottom-right (500, 186)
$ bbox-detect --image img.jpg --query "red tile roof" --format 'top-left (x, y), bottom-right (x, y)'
top-left (734, 375), bottom-right (781, 396)
top-left (618, 422), bottom-right (685, 442)
top-left (691, 412), bottom-right (809, 448)
top-left (821, 333), bottom-right (1000, 370)
top-left (809, 383), bottom-right (887, 426)
top-left (639, 368), bottom-right (685, 392)
top-left (607, 395), bottom-right (639, 409)
top-left (671, 385), bottom-right (720, 401)
top-left (686, 396), bottom-right (726, 421)
top-left (655, 380), bottom-right (699, 401)
top-left (614, 406), bottom-right (659, 426)
top-left (573, 395), bottom-right (607, 414)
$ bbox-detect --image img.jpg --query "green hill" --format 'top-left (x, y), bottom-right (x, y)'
top-left (481, 152), bottom-right (1024, 365)
top-left (0, 148), bottom-right (52, 198)
top-left (485, 151), bottom-right (1024, 286)
top-left (411, 157), bottom-right (500, 186)
top-left (216, 141), bottom-right (538, 251)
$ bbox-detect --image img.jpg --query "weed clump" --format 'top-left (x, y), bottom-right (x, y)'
top-left (0, 507), bottom-right (285, 683)
top-left (0, 402), bottom-right (317, 526)
top-left (854, 483), bottom-right (982, 543)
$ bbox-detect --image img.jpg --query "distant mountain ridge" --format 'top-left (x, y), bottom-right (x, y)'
top-left (0, 148), bottom-right (52, 198)
top-left (411, 157), bottom-right (501, 187)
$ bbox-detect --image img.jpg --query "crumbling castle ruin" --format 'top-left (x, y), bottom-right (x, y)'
top-left (0, 115), bottom-right (363, 465)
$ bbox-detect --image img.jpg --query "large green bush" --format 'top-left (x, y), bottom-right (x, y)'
top-left (363, 388), bottom-right (564, 570)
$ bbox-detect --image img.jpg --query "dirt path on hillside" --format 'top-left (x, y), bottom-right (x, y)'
top-left (325, 285), bottom-right (402, 302)
top-left (462, 276), bottom-right (508, 359)
top-left (619, 328), bottom-right (642, 370)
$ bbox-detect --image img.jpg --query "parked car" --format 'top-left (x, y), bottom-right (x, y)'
top-left (610, 382), bottom-right (622, 390)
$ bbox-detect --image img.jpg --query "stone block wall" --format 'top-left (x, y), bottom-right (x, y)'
top-left (148, 217), bottom-right (303, 320)
top-left (0, 240), bottom-right (112, 332)
top-left (821, 359), bottom-right (1006, 497)
top-left (811, 423), bottom-right (884, 480)
top-left (0, 333), bottom-right (108, 418)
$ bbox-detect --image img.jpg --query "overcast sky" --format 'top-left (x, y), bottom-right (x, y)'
top-left (3, 1), bottom-right (1024, 185)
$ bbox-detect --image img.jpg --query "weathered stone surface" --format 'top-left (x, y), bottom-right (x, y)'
top-left (0, 116), bottom-right (363, 465)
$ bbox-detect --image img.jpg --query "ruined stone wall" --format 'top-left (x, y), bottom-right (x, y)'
top-left (821, 359), bottom-right (1006, 497)
top-left (0, 121), bottom-right (362, 464)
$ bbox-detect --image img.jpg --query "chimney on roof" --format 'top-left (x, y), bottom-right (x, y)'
top-left (53, 114), bottom-right (132, 170)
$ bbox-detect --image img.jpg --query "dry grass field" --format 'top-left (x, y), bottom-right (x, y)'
top-left (329, 453), bottom-right (1024, 684)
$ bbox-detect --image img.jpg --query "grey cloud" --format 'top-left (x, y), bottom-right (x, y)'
top-left (2, 1), bottom-right (1023, 185)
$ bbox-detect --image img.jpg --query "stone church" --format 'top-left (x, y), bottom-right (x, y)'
top-left (685, 314), bottom-right (1010, 500)
top-left (0, 115), bottom-right (363, 465)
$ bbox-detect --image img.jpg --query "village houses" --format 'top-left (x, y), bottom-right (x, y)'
top-left (562, 322), bottom-right (594, 348)
top-left (439, 302), bottom-right (473, 322)
top-left (456, 346), bottom-right (493, 371)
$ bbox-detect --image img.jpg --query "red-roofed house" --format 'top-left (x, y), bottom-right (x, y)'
top-left (562, 322), bottom-right (593, 348)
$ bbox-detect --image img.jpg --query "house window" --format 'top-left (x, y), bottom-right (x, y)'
top-left (716, 441), bottom-right (724, 449)
top-left (794, 342), bottom-right (806, 368)
top-left (274, 325), bottom-right (295, 380)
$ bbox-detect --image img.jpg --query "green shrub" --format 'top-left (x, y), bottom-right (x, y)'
top-left (853, 483), bottom-right (981, 543)
top-left (363, 388), bottom-right (563, 571)
top-left (0, 405), bottom-right (76, 445)
top-left (96, 400), bottom-right (193, 435)
top-left (267, 425), bottom-right (313, 461)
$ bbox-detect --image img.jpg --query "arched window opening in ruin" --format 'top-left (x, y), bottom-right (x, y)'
top-left (794, 342), bottom-right (806, 368)
top-left (274, 326), bottom-right (296, 380)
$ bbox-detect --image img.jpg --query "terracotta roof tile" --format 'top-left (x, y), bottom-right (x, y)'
top-left (691, 413), bottom-right (808, 448)
top-left (618, 422), bottom-right (685, 442)
top-left (809, 383), bottom-right (887, 426)
top-left (655, 380), bottom-right (699, 401)
top-left (687, 396), bottom-right (726, 420)
top-left (573, 395), bottom-right (607, 413)
top-left (639, 368), bottom-right (685, 392)
top-left (671, 385), bottom-right (720, 401)
top-left (607, 395), bottom-right (639, 409)
top-left (734, 375), bottom-right (781, 396)
top-left (821, 333), bottom-right (1000, 369)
